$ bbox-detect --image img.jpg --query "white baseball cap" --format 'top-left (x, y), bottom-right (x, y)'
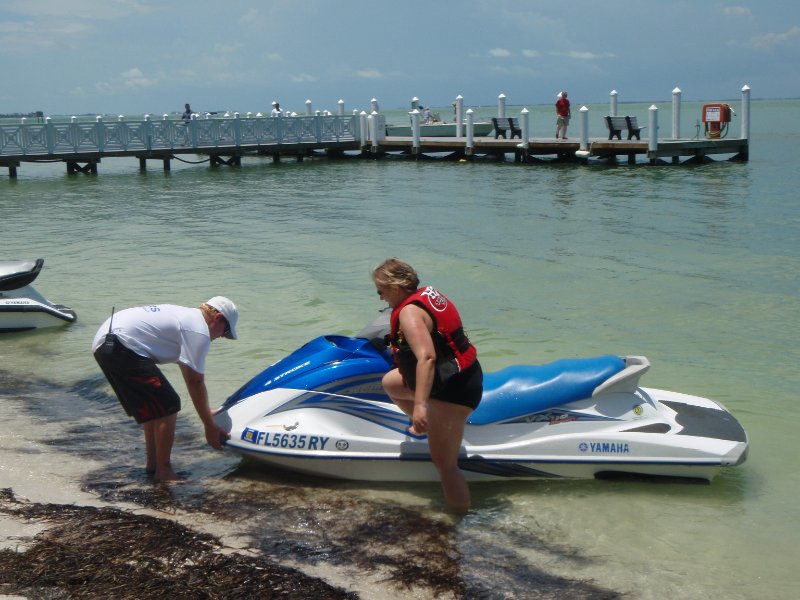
top-left (206, 296), bottom-right (238, 339)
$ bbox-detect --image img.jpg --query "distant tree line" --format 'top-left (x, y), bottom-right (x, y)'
top-left (0, 111), bottom-right (44, 119)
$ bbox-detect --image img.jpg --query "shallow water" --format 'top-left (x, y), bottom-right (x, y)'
top-left (1, 99), bottom-right (798, 598)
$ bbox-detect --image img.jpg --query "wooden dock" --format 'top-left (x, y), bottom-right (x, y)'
top-left (374, 136), bottom-right (748, 164)
top-left (0, 114), bottom-right (362, 178)
top-left (0, 111), bottom-right (749, 178)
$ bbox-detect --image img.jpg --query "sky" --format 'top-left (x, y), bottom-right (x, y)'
top-left (1, 0), bottom-right (798, 116)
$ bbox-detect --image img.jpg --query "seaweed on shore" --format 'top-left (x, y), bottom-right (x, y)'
top-left (0, 488), bottom-right (357, 600)
top-left (80, 476), bottom-right (623, 599)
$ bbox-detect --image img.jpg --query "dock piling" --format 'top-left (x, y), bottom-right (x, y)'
top-left (466, 109), bottom-right (474, 157)
top-left (741, 85), bottom-right (750, 141)
top-left (520, 108), bottom-right (530, 149)
top-left (359, 111), bottom-right (368, 154)
top-left (579, 106), bottom-right (589, 152)
top-left (455, 95), bottom-right (464, 138)
top-left (411, 109), bottom-right (421, 155)
top-left (648, 105), bottom-right (659, 164)
top-left (672, 87), bottom-right (682, 140)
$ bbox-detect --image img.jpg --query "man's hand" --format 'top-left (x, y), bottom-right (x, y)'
top-left (205, 422), bottom-right (230, 450)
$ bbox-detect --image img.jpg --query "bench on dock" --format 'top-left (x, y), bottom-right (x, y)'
top-left (492, 117), bottom-right (522, 139)
top-left (605, 115), bottom-right (646, 140)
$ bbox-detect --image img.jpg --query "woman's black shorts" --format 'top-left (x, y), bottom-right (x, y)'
top-left (432, 361), bottom-right (483, 410)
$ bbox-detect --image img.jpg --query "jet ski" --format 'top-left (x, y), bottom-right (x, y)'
top-left (0, 258), bottom-right (77, 332)
top-left (214, 310), bottom-right (748, 482)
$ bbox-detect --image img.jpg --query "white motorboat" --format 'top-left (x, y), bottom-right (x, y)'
top-left (214, 311), bottom-right (749, 483)
top-left (0, 258), bottom-right (77, 332)
top-left (385, 122), bottom-right (495, 137)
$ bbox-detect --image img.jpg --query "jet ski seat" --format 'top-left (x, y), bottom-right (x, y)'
top-left (468, 355), bottom-right (626, 425)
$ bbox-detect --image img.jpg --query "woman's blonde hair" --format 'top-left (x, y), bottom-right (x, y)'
top-left (372, 257), bottom-right (419, 291)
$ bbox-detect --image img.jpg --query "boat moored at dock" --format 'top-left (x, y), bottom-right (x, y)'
top-left (385, 122), bottom-right (494, 137)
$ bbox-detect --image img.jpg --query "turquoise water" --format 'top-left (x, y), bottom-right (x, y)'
top-left (1, 99), bottom-right (798, 598)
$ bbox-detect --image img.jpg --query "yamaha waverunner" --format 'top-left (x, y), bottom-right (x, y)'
top-left (0, 258), bottom-right (77, 332)
top-left (214, 310), bottom-right (748, 482)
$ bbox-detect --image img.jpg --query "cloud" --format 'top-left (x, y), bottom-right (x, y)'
top-left (239, 8), bottom-right (259, 24)
top-left (0, 18), bottom-right (92, 51)
top-left (355, 69), bottom-right (384, 79)
top-left (1, 0), bottom-right (154, 20)
top-left (121, 67), bottom-right (159, 89)
top-left (290, 73), bottom-right (316, 83)
top-left (51, 22), bottom-right (93, 35)
top-left (522, 49), bottom-right (541, 58)
top-left (723, 6), bottom-right (752, 17)
top-left (489, 48), bottom-right (512, 58)
top-left (551, 50), bottom-right (616, 60)
top-left (488, 64), bottom-right (537, 77)
top-left (94, 67), bottom-right (160, 95)
top-left (213, 42), bottom-right (243, 55)
top-left (0, 21), bottom-right (32, 33)
top-left (748, 25), bottom-right (800, 50)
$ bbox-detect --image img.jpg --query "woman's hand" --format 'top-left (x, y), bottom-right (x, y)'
top-left (410, 402), bottom-right (428, 435)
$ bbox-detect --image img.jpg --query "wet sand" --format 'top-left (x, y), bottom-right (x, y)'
top-left (0, 372), bottom-right (621, 600)
top-left (0, 388), bottom-right (358, 599)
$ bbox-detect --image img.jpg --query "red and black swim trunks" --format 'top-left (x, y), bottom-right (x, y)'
top-left (94, 337), bottom-right (181, 423)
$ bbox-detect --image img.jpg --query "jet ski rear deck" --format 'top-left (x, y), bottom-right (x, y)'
top-left (0, 258), bottom-right (77, 332)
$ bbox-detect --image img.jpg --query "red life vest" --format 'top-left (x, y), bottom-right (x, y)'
top-left (389, 286), bottom-right (477, 391)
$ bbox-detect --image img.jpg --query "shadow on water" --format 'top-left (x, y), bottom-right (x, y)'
top-left (3, 370), bottom-right (633, 597)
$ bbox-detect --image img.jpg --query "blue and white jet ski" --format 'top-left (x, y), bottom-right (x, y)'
top-left (0, 258), bottom-right (77, 332)
top-left (215, 310), bottom-right (748, 482)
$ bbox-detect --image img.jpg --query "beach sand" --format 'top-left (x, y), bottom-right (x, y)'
top-left (0, 378), bottom-right (622, 600)
top-left (1, 383), bottom-right (506, 600)
top-left (0, 396), bottom-right (348, 598)
top-left (0, 394), bottom-right (417, 600)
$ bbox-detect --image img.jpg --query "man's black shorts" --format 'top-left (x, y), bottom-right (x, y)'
top-left (94, 337), bottom-right (181, 424)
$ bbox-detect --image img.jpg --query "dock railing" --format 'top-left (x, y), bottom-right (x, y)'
top-left (0, 113), bottom-right (360, 157)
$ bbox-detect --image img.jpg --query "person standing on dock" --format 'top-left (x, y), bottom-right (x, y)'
top-left (555, 91), bottom-right (571, 139)
top-left (372, 258), bottom-right (483, 514)
top-left (91, 297), bottom-right (238, 483)
top-left (270, 101), bottom-right (284, 117)
top-left (181, 103), bottom-right (193, 121)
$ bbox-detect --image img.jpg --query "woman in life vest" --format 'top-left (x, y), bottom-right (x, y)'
top-left (372, 258), bottom-right (483, 512)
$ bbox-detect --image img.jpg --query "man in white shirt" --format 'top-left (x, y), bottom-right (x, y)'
top-left (92, 296), bottom-right (238, 482)
top-left (270, 101), bottom-right (284, 117)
